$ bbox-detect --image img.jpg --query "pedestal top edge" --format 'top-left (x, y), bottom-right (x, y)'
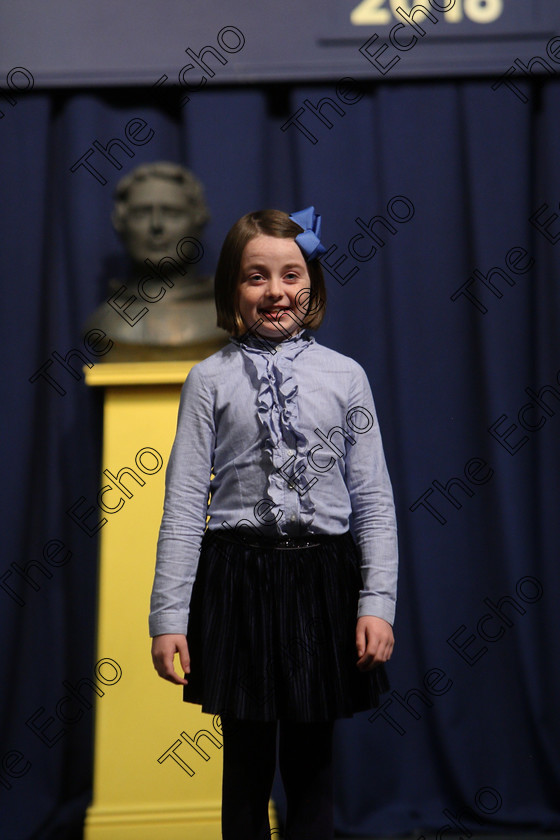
top-left (84, 361), bottom-right (200, 387)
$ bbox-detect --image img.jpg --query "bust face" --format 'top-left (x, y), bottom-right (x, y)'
top-left (117, 177), bottom-right (199, 266)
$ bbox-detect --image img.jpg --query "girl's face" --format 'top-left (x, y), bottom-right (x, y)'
top-left (237, 235), bottom-right (311, 340)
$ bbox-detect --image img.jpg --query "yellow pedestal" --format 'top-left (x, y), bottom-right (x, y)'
top-left (83, 361), bottom-right (279, 840)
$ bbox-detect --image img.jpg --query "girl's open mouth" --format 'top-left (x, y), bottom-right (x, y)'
top-left (260, 308), bottom-right (289, 318)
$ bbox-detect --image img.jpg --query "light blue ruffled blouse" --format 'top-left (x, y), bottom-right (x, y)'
top-left (149, 328), bottom-right (398, 637)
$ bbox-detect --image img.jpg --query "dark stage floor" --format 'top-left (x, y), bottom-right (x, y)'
top-left (334, 832), bottom-right (560, 840)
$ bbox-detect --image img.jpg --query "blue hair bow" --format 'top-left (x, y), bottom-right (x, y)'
top-left (289, 206), bottom-right (326, 261)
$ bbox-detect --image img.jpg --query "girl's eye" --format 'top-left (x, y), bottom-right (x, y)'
top-left (285, 272), bottom-right (298, 280)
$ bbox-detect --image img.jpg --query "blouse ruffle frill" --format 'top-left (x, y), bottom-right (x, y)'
top-left (229, 329), bottom-right (317, 533)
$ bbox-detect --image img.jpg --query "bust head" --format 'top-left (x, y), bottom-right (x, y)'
top-left (112, 162), bottom-right (210, 267)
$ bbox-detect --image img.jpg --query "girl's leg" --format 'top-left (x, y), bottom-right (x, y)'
top-left (221, 716), bottom-right (278, 840)
top-left (278, 719), bottom-right (335, 840)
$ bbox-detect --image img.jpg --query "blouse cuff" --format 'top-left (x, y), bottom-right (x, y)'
top-left (148, 610), bottom-right (189, 638)
top-left (357, 592), bottom-right (395, 625)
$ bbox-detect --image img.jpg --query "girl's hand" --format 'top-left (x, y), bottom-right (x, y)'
top-left (151, 634), bottom-right (191, 685)
top-left (355, 616), bottom-right (394, 671)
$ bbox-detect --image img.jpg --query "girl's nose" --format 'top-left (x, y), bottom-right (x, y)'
top-left (266, 277), bottom-right (283, 297)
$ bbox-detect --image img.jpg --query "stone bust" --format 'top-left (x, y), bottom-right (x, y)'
top-left (83, 162), bottom-right (227, 361)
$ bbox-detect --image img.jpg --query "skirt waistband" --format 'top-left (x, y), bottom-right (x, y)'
top-left (206, 528), bottom-right (349, 551)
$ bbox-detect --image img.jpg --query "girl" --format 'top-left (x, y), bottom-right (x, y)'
top-left (149, 207), bottom-right (398, 840)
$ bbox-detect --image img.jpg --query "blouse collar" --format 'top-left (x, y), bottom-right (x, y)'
top-left (229, 327), bottom-right (315, 355)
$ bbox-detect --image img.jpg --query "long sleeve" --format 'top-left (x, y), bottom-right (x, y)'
top-left (345, 365), bottom-right (399, 624)
top-left (148, 365), bottom-right (215, 636)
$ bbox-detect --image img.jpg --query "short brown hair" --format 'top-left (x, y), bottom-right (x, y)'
top-left (215, 209), bottom-right (327, 337)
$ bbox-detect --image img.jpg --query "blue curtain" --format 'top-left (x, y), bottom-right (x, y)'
top-left (1, 77), bottom-right (559, 839)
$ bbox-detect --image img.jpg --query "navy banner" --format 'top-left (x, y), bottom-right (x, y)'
top-left (1, 0), bottom-right (559, 87)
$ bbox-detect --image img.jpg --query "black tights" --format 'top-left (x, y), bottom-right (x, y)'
top-left (221, 717), bottom-right (335, 840)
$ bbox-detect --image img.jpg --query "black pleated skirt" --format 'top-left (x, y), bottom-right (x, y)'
top-left (183, 528), bottom-right (390, 722)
